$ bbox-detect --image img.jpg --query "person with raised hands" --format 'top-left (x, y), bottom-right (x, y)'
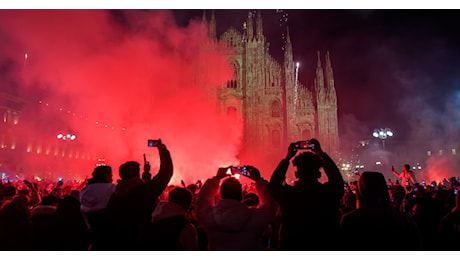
top-left (196, 165), bottom-right (277, 250)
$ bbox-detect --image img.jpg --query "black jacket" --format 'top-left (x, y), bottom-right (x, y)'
top-left (269, 152), bottom-right (344, 250)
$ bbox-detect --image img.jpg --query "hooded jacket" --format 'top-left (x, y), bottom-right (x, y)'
top-left (138, 201), bottom-right (198, 250)
top-left (196, 177), bottom-right (277, 251)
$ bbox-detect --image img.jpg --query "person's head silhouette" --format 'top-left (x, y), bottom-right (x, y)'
top-left (119, 161), bottom-right (140, 180)
top-left (292, 152), bottom-right (324, 181)
top-left (220, 177), bottom-right (243, 202)
top-left (357, 171), bottom-right (390, 208)
top-left (404, 164), bottom-right (411, 172)
top-left (169, 187), bottom-right (193, 211)
top-left (91, 165), bottom-right (113, 183)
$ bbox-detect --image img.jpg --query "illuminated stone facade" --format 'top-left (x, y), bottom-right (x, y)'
top-left (201, 10), bottom-right (339, 157)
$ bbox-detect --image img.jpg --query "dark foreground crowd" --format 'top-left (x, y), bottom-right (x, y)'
top-left (0, 139), bottom-right (459, 251)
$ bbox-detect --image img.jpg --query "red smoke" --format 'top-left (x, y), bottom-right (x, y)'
top-left (0, 10), bottom-right (241, 185)
top-left (420, 155), bottom-right (459, 184)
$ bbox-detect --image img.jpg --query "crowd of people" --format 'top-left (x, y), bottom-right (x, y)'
top-left (0, 138), bottom-right (459, 251)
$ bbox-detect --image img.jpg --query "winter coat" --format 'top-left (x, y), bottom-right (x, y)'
top-left (269, 152), bottom-right (344, 250)
top-left (80, 183), bottom-right (116, 213)
top-left (196, 177), bottom-right (277, 250)
top-left (138, 201), bottom-right (198, 250)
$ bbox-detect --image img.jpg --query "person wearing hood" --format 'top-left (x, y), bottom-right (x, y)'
top-left (138, 187), bottom-right (198, 250)
top-left (105, 140), bottom-right (173, 250)
top-left (196, 166), bottom-right (277, 250)
top-left (79, 165), bottom-right (116, 250)
top-left (339, 171), bottom-right (421, 250)
top-left (269, 138), bottom-right (344, 250)
top-left (80, 165), bottom-right (115, 214)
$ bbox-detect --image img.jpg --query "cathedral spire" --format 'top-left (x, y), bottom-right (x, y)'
top-left (325, 50), bottom-right (332, 68)
top-left (247, 11), bottom-right (254, 40)
top-left (315, 50), bottom-right (325, 99)
top-left (316, 50), bottom-right (322, 69)
top-left (210, 10), bottom-right (216, 40)
top-left (286, 26), bottom-right (291, 45)
top-left (284, 26), bottom-right (293, 64)
top-left (325, 50), bottom-right (337, 101)
top-left (256, 10), bottom-right (264, 40)
top-left (315, 50), bottom-right (339, 154)
top-left (202, 10), bottom-right (206, 22)
top-left (201, 10), bottom-right (207, 39)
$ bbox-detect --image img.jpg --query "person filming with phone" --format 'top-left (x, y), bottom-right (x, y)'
top-left (269, 138), bottom-right (344, 250)
top-left (104, 139), bottom-right (173, 250)
top-left (196, 165), bottom-right (278, 250)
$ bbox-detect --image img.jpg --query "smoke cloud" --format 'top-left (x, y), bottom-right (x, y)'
top-left (0, 9), bottom-right (241, 184)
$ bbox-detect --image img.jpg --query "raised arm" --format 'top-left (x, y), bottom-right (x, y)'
top-left (196, 167), bottom-right (228, 227)
top-left (269, 143), bottom-right (297, 201)
top-left (310, 139), bottom-right (344, 198)
top-left (391, 166), bottom-right (402, 178)
top-left (24, 180), bottom-right (41, 207)
top-left (145, 141), bottom-right (173, 199)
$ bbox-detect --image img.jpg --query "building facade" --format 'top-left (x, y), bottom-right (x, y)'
top-left (200, 10), bottom-right (340, 159)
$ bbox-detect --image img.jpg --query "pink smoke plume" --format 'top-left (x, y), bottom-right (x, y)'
top-left (0, 9), bottom-right (241, 185)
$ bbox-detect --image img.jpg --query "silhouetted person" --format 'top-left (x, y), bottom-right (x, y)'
top-left (0, 185), bottom-right (17, 207)
top-left (438, 191), bottom-right (460, 250)
top-left (389, 185), bottom-right (406, 211)
top-left (341, 186), bottom-right (357, 215)
top-left (0, 195), bottom-right (32, 250)
top-left (139, 187), bottom-right (198, 250)
top-left (80, 165), bottom-right (116, 250)
top-left (340, 171), bottom-right (421, 250)
top-left (105, 140), bottom-right (173, 250)
top-left (412, 197), bottom-right (445, 250)
top-left (269, 139), bottom-right (344, 250)
top-left (53, 195), bottom-right (91, 250)
top-left (30, 195), bottom-right (58, 250)
top-left (391, 164), bottom-right (416, 191)
top-left (22, 179), bottom-right (41, 207)
top-left (197, 166), bottom-right (277, 250)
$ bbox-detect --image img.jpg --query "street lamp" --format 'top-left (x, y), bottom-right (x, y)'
top-left (372, 128), bottom-right (393, 150)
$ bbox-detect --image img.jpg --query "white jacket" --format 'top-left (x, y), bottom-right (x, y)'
top-left (196, 177), bottom-right (278, 250)
top-left (80, 183), bottom-right (116, 213)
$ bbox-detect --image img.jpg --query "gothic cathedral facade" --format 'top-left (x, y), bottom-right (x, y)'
top-left (201, 10), bottom-right (339, 159)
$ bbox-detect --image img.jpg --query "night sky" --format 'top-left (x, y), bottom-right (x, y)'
top-left (172, 9), bottom-right (460, 151)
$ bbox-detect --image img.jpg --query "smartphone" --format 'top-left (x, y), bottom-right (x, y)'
top-left (147, 139), bottom-right (160, 147)
top-left (58, 178), bottom-right (63, 185)
top-left (421, 180), bottom-right (426, 186)
top-left (296, 140), bottom-right (314, 150)
top-left (344, 181), bottom-right (349, 188)
top-left (454, 187), bottom-right (458, 195)
top-left (231, 166), bottom-right (248, 176)
top-left (405, 180), bottom-right (409, 186)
